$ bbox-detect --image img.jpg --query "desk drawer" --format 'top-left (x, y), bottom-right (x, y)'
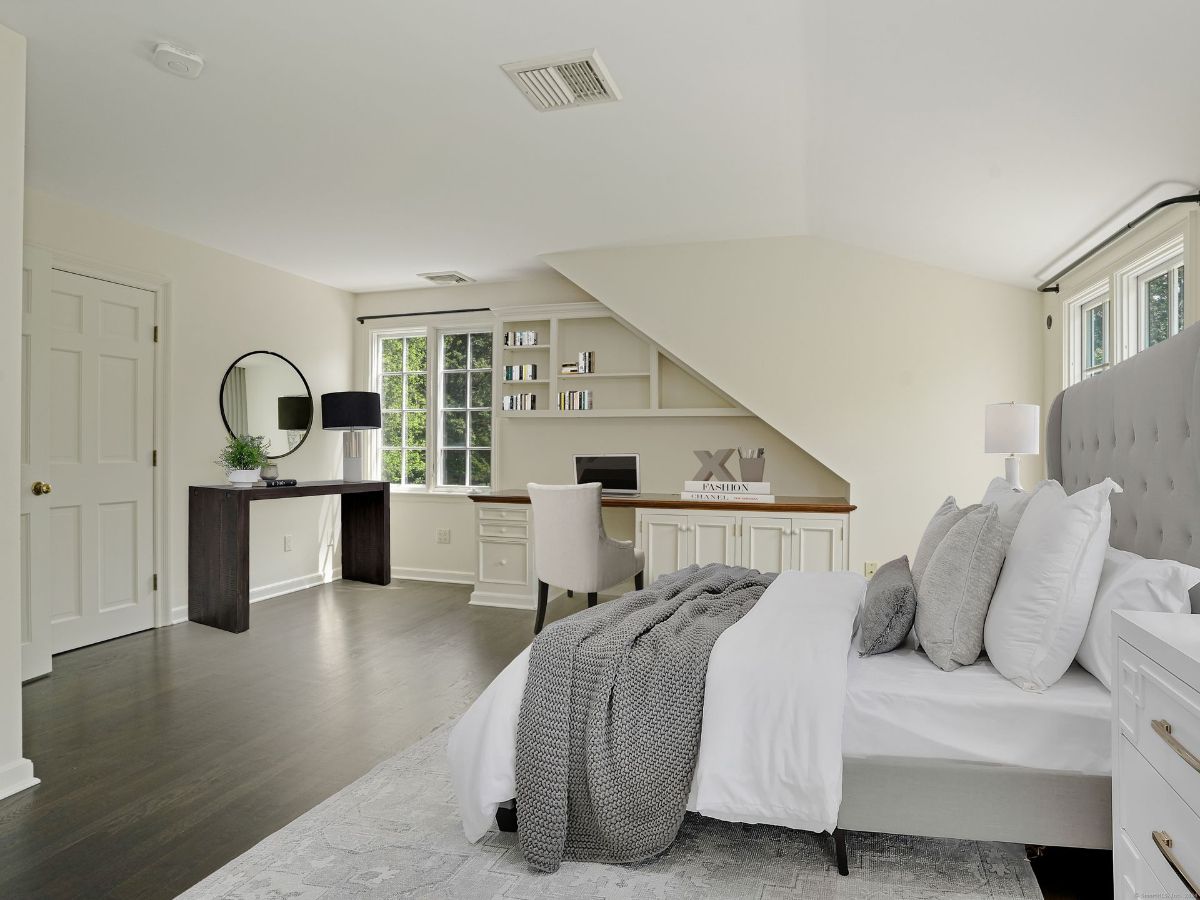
top-left (1118, 640), bottom-right (1200, 817)
top-left (1119, 737), bottom-right (1200, 899)
top-left (478, 539), bottom-right (529, 587)
top-left (478, 505), bottom-right (529, 523)
top-left (479, 522), bottom-right (528, 540)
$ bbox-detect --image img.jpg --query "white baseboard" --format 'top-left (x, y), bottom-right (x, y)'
top-left (0, 757), bottom-right (39, 801)
top-left (168, 568), bottom-right (343, 624)
top-left (469, 591), bottom-right (535, 610)
top-left (391, 566), bottom-right (474, 585)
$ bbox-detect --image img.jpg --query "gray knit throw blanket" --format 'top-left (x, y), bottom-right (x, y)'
top-left (514, 563), bottom-right (777, 873)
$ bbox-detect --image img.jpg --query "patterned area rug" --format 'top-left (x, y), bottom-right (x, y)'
top-left (180, 724), bottom-right (1043, 899)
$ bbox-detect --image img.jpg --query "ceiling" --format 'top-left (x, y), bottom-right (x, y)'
top-left (5, 1), bottom-right (1200, 292)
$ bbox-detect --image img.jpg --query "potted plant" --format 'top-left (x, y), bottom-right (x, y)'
top-left (216, 434), bottom-right (270, 485)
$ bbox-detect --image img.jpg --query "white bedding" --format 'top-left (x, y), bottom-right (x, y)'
top-left (844, 636), bottom-right (1111, 776)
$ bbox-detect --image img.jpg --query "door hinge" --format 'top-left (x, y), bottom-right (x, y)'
top-left (153, 449), bottom-right (158, 466)
top-left (153, 573), bottom-right (158, 591)
top-left (153, 325), bottom-right (159, 343)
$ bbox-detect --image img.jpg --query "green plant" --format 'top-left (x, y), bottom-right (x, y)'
top-left (216, 434), bottom-right (270, 471)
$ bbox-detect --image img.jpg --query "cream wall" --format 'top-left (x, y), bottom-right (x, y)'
top-left (354, 277), bottom-right (847, 579)
top-left (0, 23), bottom-right (36, 801)
top-left (23, 190), bottom-right (356, 620)
top-left (545, 236), bottom-right (1044, 573)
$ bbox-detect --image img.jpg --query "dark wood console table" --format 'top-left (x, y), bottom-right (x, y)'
top-left (189, 480), bottom-right (390, 633)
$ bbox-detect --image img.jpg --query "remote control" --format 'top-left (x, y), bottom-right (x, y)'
top-left (264, 479), bottom-right (298, 487)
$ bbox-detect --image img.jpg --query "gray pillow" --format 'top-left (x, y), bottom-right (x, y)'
top-left (911, 497), bottom-right (978, 591)
top-left (914, 504), bottom-right (1005, 671)
top-left (859, 556), bottom-right (916, 657)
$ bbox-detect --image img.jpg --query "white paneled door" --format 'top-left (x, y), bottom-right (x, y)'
top-left (20, 254), bottom-right (156, 676)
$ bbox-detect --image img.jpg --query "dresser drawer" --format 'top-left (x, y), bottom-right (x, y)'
top-left (1116, 829), bottom-right (1169, 900)
top-left (477, 505), bottom-right (529, 523)
top-left (1118, 640), bottom-right (1200, 817)
top-left (478, 539), bottom-right (529, 587)
top-left (479, 522), bottom-right (528, 540)
top-left (1118, 737), bottom-right (1200, 899)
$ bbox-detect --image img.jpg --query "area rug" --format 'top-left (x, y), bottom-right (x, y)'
top-left (179, 724), bottom-right (1043, 899)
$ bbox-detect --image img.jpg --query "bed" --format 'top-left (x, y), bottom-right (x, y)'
top-left (448, 319), bottom-right (1200, 870)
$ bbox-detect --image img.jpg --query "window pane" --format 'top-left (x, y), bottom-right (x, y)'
top-left (469, 371), bottom-right (492, 408)
top-left (1084, 303), bottom-right (1105, 369)
top-left (442, 449), bottom-right (467, 485)
top-left (470, 332), bottom-right (493, 369)
top-left (405, 373), bottom-right (427, 409)
top-left (469, 411), bottom-right (491, 447)
top-left (1178, 265), bottom-right (1186, 329)
top-left (382, 412), bottom-right (403, 446)
top-left (443, 333), bottom-right (468, 370)
top-left (382, 448), bottom-right (404, 483)
top-left (469, 449), bottom-right (491, 486)
top-left (383, 375), bottom-right (404, 409)
top-left (405, 410), bottom-right (426, 447)
top-left (406, 335), bottom-right (427, 371)
top-left (382, 339), bottom-right (405, 372)
top-left (404, 449), bottom-right (426, 485)
top-left (1146, 272), bottom-right (1171, 346)
top-left (443, 372), bottom-right (467, 408)
top-left (443, 410), bottom-right (466, 447)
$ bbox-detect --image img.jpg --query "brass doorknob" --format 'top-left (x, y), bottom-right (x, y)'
top-left (31, 481), bottom-right (52, 496)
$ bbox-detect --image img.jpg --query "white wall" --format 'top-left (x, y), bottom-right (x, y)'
top-left (0, 23), bottom-right (36, 800)
top-left (23, 190), bottom-right (356, 620)
top-left (545, 236), bottom-right (1044, 572)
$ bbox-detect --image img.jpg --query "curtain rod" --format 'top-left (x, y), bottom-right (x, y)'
top-left (356, 307), bottom-right (491, 324)
top-left (1037, 192), bottom-right (1200, 293)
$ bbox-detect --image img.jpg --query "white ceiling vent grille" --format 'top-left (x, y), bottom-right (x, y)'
top-left (502, 50), bottom-right (621, 112)
top-left (417, 271), bottom-right (475, 286)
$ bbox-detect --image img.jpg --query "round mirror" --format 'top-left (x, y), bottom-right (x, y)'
top-left (219, 351), bottom-right (313, 460)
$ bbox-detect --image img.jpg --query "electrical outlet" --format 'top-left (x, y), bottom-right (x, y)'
top-left (863, 561), bottom-right (878, 578)
top-left (284, 534), bottom-right (293, 552)
top-left (436, 528), bottom-right (451, 545)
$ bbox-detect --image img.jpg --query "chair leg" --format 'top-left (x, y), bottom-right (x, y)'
top-left (567, 590), bottom-right (573, 597)
top-left (634, 570), bottom-right (644, 591)
top-left (534, 581), bottom-right (549, 634)
top-left (832, 828), bottom-right (848, 876)
top-left (587, 592), bottom-right (598, 608)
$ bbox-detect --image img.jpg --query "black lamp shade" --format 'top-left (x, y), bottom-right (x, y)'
top-left (277, 395), bottom-right (313, 431)
top-left (321, 391), bottom-right (381, 431)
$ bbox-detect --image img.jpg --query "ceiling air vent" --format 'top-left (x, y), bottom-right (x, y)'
top-left (417, 271), bottom-right (475, 286)
top-left (502, 49), bottom-right (621, 112)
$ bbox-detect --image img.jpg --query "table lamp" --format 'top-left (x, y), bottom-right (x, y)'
top-left (985, 402), bottom-right (1040, 488)
top-left (321, 391), bottom-right (381, 482)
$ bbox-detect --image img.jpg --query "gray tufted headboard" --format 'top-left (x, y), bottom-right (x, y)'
top-left (1047, 321), bottom-right (1200, 612)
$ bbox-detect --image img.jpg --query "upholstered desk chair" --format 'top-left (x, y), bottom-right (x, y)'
top-left (527, 482), bottom-right (645, 633)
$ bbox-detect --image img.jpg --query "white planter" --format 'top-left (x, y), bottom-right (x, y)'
top-left (226, 468), bottom-right (261, 485)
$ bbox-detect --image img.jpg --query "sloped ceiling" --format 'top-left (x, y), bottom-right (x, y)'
top-left (5, 1), bottom-right (1200, 291)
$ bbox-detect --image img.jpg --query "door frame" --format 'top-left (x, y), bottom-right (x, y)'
top-left (28, 244), bottom-right (174, 629)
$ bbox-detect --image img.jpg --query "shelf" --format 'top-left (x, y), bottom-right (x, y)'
top-left (502, 344), bottom-right (551, 350)
top-left (502, 379), bottom-right (549, 385)
top-left (558, 372), bottom-right (650, 379)
top-left (500, 407), bottom-right (749, 419)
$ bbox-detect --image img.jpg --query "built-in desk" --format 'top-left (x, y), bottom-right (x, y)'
top-left (189, 480), bottom-right (390, 633)
top-left (467, 490), bottom-right (855, 608)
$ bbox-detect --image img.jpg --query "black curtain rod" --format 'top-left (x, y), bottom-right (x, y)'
top-left (1038, 192), bottom-right (1200, 293)
top-left (356, 306), bottom-right (491, 324)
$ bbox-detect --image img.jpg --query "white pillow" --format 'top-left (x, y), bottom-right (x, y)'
top-left (983, 478), bottom-right (1121, 692)
top-left (1075, 547), bottom-right (1200, 690)
top-left (979, 477), bottom-right (1042, 547)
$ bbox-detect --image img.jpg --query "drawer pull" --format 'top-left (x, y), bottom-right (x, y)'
top-left (1152, 830), bottom-right (1200, 899)
top-left (1153, 718), bottom-right (1200, 775)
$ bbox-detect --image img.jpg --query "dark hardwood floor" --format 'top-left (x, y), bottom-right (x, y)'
top-left (0, 579), bottom-right (1109, 899)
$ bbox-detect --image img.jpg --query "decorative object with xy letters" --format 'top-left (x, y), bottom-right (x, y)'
top-left (692, 448), bottom-right (736, 481)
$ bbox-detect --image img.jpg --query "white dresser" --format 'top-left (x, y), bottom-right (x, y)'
top-left (1113, 611), bottom-right (1200, 900)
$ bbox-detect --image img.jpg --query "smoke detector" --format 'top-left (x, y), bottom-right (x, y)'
top-left (501, 49), bottom-right (621, 112)
top-left (417, 271), bottom-right (475, 286)
top-left (152, 42), bottom-right (204, 79)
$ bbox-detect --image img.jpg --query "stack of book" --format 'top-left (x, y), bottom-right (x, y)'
top-left (504, 364), bottom-right (537, 381)
top-left (503, 330), bottom-right (539, 346)
top-left (561, 350), bottom-right (595, 374)
top-left (558, 390), bottom-right (593, 410)
top-left (680, 481), bottom-right (775, 503)
top-left (502, 394), bottom-right (537, 411)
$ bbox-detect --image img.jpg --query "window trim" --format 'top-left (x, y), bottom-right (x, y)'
top-left (1064, 281), bottom-right (1109, 386)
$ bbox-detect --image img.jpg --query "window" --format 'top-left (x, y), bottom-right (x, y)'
top-left (1081, 293), bottom-right (1109, 379)
top-left (374, 326), bottom-right (494, 489)
top-left (1138, 256), bottom-right (1185, 349)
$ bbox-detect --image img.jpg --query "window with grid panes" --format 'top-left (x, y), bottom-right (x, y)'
top-left (438, 331), bottom-right (492, 487)
top-left (379, 334), bottom-right (428, 485)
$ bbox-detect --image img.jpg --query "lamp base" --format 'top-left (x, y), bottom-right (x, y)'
top-left (342, 431), bottom-right (364, 482)
top-left (1004, 455), bottom-right (1021, 489)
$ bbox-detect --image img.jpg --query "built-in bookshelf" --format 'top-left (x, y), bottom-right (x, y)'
top-left (497, 302), bottom-right (748, 418)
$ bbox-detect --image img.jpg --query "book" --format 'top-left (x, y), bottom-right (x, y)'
top-left (680, 491), bottom-right (776, 503)
top-left (502, 393), bottom-right (537, 411)
top-left (683, 480), bottom-right (771, 494)
top-left (557, 389), bottom-right (592, 411)
top-left (576, 350), bottom-right (595, 373)
top-left (503, 364), bottom-right (537, 381)
top-left (503, 330), bottom-right (539, 347)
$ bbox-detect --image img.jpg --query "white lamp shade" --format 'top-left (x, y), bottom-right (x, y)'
top-left (984, 402), bottom-right (1040, 455)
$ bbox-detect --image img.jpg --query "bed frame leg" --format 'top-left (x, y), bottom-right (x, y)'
top-left (833, 828), bottom-right (849, 876)
top-left (496, 803), bottom-right (518, 833)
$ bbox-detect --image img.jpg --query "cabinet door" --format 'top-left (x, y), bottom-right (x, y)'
top-left (690, 515), bottom-right (738, 568)
top-left (740, 517), bottom-right (793, 574)
top-left (641, 514), bottom-right (690, 582)
top-left (791, 517), bottom-right (846, 572)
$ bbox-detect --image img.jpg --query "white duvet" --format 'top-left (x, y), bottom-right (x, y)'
top-left (447, 570), bottom-right (867, 842)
